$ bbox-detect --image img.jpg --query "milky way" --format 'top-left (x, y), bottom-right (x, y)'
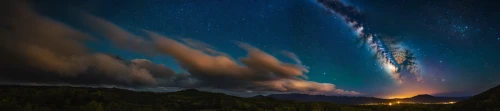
top-left (316, 0), bottom-right (422, 84)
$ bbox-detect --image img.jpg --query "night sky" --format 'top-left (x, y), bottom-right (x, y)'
top-left (1, 0), bottom-right (499, 98)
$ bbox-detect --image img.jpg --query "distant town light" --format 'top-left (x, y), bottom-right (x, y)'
top-left (360, 101), bottom-right (458, 106)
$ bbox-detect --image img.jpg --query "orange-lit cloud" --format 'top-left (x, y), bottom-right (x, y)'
top-left (148, 31), bottom-right (359, 95)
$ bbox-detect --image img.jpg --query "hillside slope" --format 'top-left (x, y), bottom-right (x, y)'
top-left (452, 85), bottom-right (500, 111)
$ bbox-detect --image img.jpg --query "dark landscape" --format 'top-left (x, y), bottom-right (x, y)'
top-left (0, 85), bottom-right (499, 111)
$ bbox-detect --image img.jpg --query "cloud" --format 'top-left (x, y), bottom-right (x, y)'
top-left (0, 0), bottom-right (360, 96)
top-left (238, 42), bottom-right (309, 79)
top-left (0, 0), bottom-right (163, 86)
top-left (180, 38), bottom-right (228, 57)
top-left (147, 31), bottom-right (358, 95)
top-left (131, 59), bottom-right (176, 78)
top-left (82, 12), bottom-right (156, 55)
top-left (89, 53), bottom-right (157, 85)
top-left (281, 51), bottom-right (302, 65)
top-left (0, 0), bottom-right (91, 76)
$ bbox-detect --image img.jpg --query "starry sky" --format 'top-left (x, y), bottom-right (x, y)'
top-left (1, 0), bottom-right (499, 98)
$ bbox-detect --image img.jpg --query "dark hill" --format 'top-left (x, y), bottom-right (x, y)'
top-left (412, 94), bottom-right (435, 98)
top-left (394, 94), bottom-right (468, 103)
top-left (179, 88), bottom-right (200, 92)
top-left (452, 85), bottom-right (500, 111)
top-left (267, 93), bottom-right (468, 105)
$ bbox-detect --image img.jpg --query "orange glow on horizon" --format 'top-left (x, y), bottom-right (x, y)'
top-left (377, 83), bottom-right (442, 99)
top-left (384, 94), bottom-right (417, 99)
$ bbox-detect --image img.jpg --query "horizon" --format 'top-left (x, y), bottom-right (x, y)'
top-left (1, 0), bottom-right (500, 99)
top-left (0, 84), bottom-right (479, 99)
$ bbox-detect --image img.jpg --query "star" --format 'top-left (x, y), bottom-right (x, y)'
top-left (442, 79), bottom-right (445, 82)
top-left (323, 72), bottom-right (326, 75)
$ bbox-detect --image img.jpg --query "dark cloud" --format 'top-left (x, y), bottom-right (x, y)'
top-left (0, 0), bottom-right (90, 76)
top-left (0, 0), bottom-right (166, 87)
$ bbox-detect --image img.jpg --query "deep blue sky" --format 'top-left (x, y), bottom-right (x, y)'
top-left (28, 0), bottom-right (500, 98)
